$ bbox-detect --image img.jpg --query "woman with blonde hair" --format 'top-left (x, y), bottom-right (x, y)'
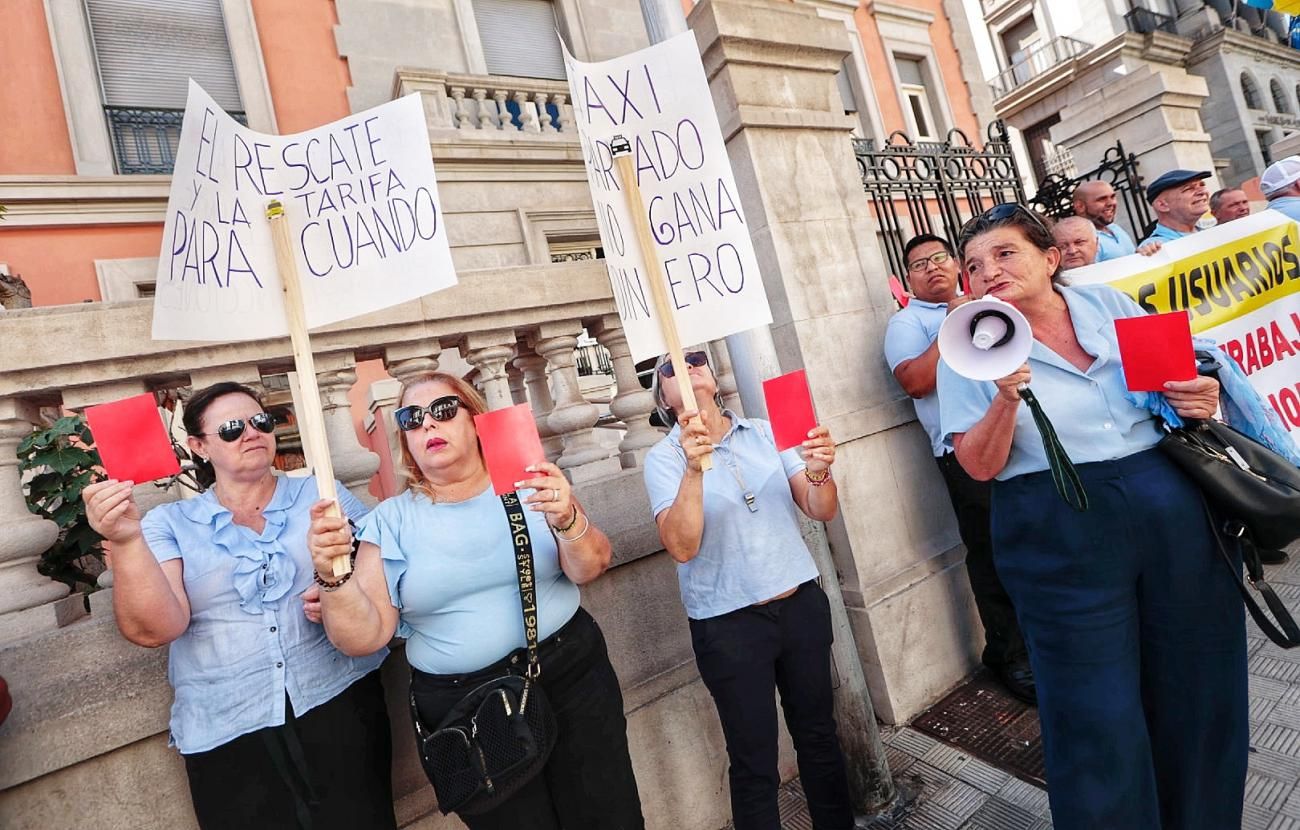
top-left (306, 372), bottom-right (643, 829)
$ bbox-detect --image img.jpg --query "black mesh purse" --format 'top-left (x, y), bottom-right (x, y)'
top-left (410, 492), bottom-right (558, 815)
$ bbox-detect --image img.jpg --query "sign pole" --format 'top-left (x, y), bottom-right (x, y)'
top-left (609, 135), bottom-right (713, 471)
top-left (266, 200), bottom-right (350, 577)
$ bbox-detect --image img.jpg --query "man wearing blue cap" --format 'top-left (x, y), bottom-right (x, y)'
top-left (1140, 169), bottom-right (1211, 246)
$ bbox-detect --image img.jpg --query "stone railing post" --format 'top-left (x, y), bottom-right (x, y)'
top-left (708, 338), bottom-right (743, 414)
top-left (513, 345), bottom-right (564, 464)
top-left (593, 316), bottom-right (662, 469)
top-left (378, 339), bottom-right (443, 482)
top-left (464, 331), bottom-right (517, 410)
top-left (315, 358), bottom-right (381, 507)
top-left (533, 322), bottom-right (619, 479)
top-left (0, 397), bottom-right (67, 642)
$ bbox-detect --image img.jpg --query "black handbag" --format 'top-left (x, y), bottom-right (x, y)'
top-left (1159, 419), bottom-right (1300, 649)
top-left (409, 492), bottom-right (558, 815)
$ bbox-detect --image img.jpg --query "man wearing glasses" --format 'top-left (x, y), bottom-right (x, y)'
top-left (882, 234), bottom-right (1035, 704)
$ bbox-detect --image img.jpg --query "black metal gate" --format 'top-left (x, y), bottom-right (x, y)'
top-left (854, 122), bottom-right (1027, 285)
top-left (1027, 141), bottom-right (1152, 242)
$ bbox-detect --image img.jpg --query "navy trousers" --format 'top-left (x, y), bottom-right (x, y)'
top-left (991, 449), bottom-right (1248, 830)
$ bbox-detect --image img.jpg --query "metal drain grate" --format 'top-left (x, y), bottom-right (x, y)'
top-left (910, 670), bottom-right (1047, 787)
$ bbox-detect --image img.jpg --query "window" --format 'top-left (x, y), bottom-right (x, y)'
top-left (1242, 73), bottom-right (1263, 110)
top-left (895, 56), bottom-right (941, 140)
top-left (86, 0), bottom-right (245, 174)
top-left (1294, 83), bottom-right (1300, 113)
top-left (835, 58), bottom-right (859, 116)
top-left (1001, 16), bottom-right (1040, 70)
top-left (472, 0), bottom-right (567, 80)
top-left (1272, 78), bottom-right (1293, 113)
top-left (1256, 128), bottom-right (1275, 166)
top-left (1023, 115), bottom-right (1062, 184)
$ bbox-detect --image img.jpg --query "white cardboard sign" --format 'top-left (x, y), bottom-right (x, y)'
top-left (563, 32), bottom-right (773, 362)
top-left (152, 81), bottom-right (457, 341)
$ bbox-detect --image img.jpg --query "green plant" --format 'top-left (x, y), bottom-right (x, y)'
top-left (17, 415), bottom-right (105, 590)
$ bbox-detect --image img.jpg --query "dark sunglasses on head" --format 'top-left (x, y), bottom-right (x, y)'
top-left (195, 412), bottom-right (276, 443)
top-left (658, 351), bottom-right (709, 379)
top-left (394, 395), bottom-right (466, 431)
top-left (958, 203), bottom-right (1051, 247)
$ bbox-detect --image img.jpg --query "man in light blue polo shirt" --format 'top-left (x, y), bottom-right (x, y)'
top-left (1261, 155), bottom-right (1300, 223)
top-left (1140, 169), bottom-right (1211, 246)
top-left (883, 233), bottom-right (1034, 703)
top-left (1073, 180), bottom-right (1135, 261)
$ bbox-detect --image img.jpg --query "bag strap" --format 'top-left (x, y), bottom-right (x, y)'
top-left (500, 492), bottom-right (542, 677)
top-left (1019, 387), bottom-right (1089, 512)
top-left (1202, 496), bottom-right (1300, 649)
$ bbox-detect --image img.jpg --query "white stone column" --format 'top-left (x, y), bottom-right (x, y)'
top-left (379, 339), bottom-right (443, 483)
top-left (513, 347), bottom-right (564, 464)
top-left (594, 316), bottom-right (662, 469)
top-left (0, 398), bottom-right (67, 643)
top-left (463, 331), bottom-right (517, 410)
top-left (708, 338), bottom-right (743, 415)
top-left (534, 322), bottom-right (619, 479)
top-left (507, 362), bottom-right (528, 406)
top-left (315, 360), bottom-right (381, 507)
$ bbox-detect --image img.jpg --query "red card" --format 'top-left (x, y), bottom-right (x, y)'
top-left (1114, 311), bottom-right (1197, 392)
top-left (889, 275), bottom-right (910, 308)
top-left (473, 404), bottom-right (548, 495)
top-left (84, 394), bottom-right (181, 483)
top-left (762, 370), bottom-right (818, 451)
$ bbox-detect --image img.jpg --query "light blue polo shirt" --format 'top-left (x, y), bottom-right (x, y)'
top-left (1267, 196), bottom-right (1300, 223)
top-left (883, 298), bottom-right (948, 456)
top-left (937, 284), bottom-right (1163, 481)
top-left (643, 414), bottom-right (819, 620)
top-left (1140, 223), bottom-right (1192, 247)
top-left (1095, 222), bottom-right (1136, 261)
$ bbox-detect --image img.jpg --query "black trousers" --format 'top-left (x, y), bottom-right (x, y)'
top-left (410, 608), bottom-right (644, 830)
top-left (183, 669), bottom-right (397, 830)
top-left (690, 581), bottom-right (853, 830)
top-left (936, 452), bottom-right (1027, 667)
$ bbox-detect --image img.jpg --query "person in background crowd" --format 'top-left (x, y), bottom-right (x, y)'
top-left (1261, 156), bottom-right (1300, 223)
top-left (81, 382), bottom-right (397, 830)
top-left (940, 203), bottom-right (1247, 830)
top-left (1210, 187), bottom-right (1252, 225)
top-left (883, 234), bottom-right (1035, 703)
top-left (644, 349), bottom-right (854, 830)
top-left (1072, 181), bottom-right (1136, 261)
top-left (1052, 217), bottom-right (1100, 270)
top-left (1141, 169), bottom-right (1211, 246)
top-left (308, 372), bottom-right (644, 830)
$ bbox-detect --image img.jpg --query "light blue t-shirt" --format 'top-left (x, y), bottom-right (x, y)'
top-left (883, 298), bottom-right (948, 456)
top-left (643, 414), bottom-right (820, 620)
top-left (1096, 222), bottom-right (1137, 261)
top-left (1268, 196), bottom-right (1300, 223)
top-left (356, 485), bottom-right (580, 674)
top-left (937, 284), bottom-right (1163, 481)
top-left (1140, 223), bottom-right (1191, 247)
top-left (141, 475), bottom-right (385, 754)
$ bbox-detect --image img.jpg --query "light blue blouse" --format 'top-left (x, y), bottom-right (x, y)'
top-left (1267, 197), bottom-right (1300, 223)
top-left (1096, 222), bottom-right (1137, 261)
top-left (141, 475), bottom-right (385, 754)
top-left (1140, 223), bottom-right (1191, 247)
top-left (355, 485), bottom-right (580, 675)
top-left (643, 414), bottom-right (819, 620)
top-left (883, 298), bottom-right (948, 456)
top-left (937, 284), bottom-right (1163, 480)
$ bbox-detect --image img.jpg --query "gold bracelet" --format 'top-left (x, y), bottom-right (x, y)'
top-left (804, 468), bottom-right (831, 486)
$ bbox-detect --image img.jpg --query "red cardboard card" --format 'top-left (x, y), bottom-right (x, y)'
top-left (84, 394), bottom-right (181, 483)
top-left (1114, 311), bottom-right (1197, 392)
top-left (474, 403), bottom-right (548, 495)
top-left (763, 370), bottom-right (818, 452)
top-left (889, 275), bottom-right (910, 309)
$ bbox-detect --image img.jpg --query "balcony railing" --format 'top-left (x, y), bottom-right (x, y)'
top-left (104, 107), bottom-right (247, 175)
top-left (394, 70), bottom-right (575, 135)
top-left (988, 36), bottom-right (1092, 99)
top-left (1125, 7), bottom-right (1178, 35)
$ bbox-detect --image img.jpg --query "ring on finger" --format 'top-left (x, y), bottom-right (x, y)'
top-left (549, 487), bottom-right (558, 502)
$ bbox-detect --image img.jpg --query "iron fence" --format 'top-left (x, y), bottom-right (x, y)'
top-left (1027, 141), bottom-right (1152, 241)
top-left (105, 106), bottom-right (247, 175)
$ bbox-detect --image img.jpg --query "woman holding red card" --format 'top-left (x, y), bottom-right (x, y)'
top-left (81, 381), bottom-right (397, 830)
top-left (642, 349), bottom-right (852, 830)
top-left (306, 372), bottom-right (643, 829)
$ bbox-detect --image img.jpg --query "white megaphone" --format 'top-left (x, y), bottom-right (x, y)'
top-left (937, 296), bottom-right (1033, 381)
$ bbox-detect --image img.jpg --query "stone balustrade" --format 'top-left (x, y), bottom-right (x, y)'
top-left (393, 69), bottom-right (576, 135)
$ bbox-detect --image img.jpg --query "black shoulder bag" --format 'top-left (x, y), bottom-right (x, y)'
top-left (410, 492), bottom-right (558, 815)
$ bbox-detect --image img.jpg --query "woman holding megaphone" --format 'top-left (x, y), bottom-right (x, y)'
top-left (937, 205), bottom-right (1243, 830)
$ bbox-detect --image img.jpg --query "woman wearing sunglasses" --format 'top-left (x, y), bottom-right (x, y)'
top-left (938, 204), bottom-right (1243, 829)
top-left (305, 372), bottom-right (644, 829)
top-left (642, 350), bottom-right (852, 830)
top-left (81, 381), bottom-right (397, 830)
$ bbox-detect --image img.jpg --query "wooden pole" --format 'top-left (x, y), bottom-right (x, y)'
top-left (266, 200), bottom-right (350, 577)
top-left (609, 136), bottom-right (713, 471)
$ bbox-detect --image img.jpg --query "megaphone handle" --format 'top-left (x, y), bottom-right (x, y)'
top-left (1019, 387), bottom-right (1089, 512)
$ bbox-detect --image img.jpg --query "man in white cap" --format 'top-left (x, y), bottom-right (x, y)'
top-left (1261, 156), bottom-right (1300, 222)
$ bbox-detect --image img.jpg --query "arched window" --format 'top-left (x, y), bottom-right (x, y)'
top-left (1272, 78), bottom-right (1292, 113)
top-left (1242, 73), bottom-right (1263, 110)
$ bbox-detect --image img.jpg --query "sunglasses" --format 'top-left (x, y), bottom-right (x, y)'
top-left (905, 250), bottom-right (952, 272)
top-left (658, 351), bottom-right (708, 379)
top-left (195, 412), bottom-right (276, 443)
top-left (958, 203), bottom-right (1051, 247)
top-left (394, 395), bottom-right (466, 431)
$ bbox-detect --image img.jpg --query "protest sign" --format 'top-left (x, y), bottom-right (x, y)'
top-left (1113, 312), bottom-right (1196, 392)
top-left (1067, 210), bottom-right (1300, 428)
top-left (562, 32), bottom-right (772, 363)
top-left (474, 404), bottom-right (548, 496)
top-left (152, 81), bottom-right (457, 341)
top-left (763, 370), bottom-right (818, 451)
top-left (84, 394), bottom-right (182, 483)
